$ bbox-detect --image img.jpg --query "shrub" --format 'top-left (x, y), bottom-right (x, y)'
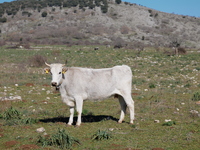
top-left (113, 37), bottom-right (127, 49)
top-left (0, 17), bottom-right (7, 23)
top-left (120, 25), bottom-right (130, 34)
top-left (29, 55), bottom-right (46, 67)
top-left (162, 121), bottom-right (176, 126)
top-left (82, 109), bottom-right (93, 116)
top-left (115, 0), bottom-right (122, 4)
top-left (21, 118), bottom-right (38, 124)
top-left (178, 47), bottom-right (187, 54)
top-left (22, 11), bottom-right (32, 17)
top-left (24, 43), bottom-right (30, 49)
top-left (149, 83), bottom-right (156, 88)
top-left (41, 11), bottom-right (47, 17)
top-left (0, 39), bottom-right (6, 46)
top-left (37, 128), bottom-right (80, 149)
top-left (92, 130), bottom-right (112, 141)
top-left (2, 107), bottom-right (38, 125)
top-left (3, 107), bottom-right (22, 120)
top-left (101, 2), bottom-right (108, 13)
top-left (191, 92), bottom-right (200, 101)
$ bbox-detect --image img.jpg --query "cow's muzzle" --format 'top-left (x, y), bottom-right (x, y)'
top-left (51, 82), bottom-right (57, 87)
top-left (51, 82), bottom-right (60, 90)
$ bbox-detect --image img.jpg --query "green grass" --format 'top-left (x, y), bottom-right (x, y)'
top-left (0, 45), bottom-right (200, 149)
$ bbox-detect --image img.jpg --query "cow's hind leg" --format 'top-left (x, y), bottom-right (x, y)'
top-left (75, 97), bottom-right (83, 126)
top-left (118, 95), bottom-right (127, 123)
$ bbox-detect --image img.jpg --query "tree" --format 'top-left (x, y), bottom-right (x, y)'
top-left (41, 11), bottom-right (47, 17)
top-left (115, 0), bottom-right (121, 4)
top-left (101, 0), bottom-right (108, 13)
top-left (0, 17), bottom-right (7, 23)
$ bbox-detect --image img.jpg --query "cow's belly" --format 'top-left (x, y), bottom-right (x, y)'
top-left (84, 86), bottom-right (118, 101)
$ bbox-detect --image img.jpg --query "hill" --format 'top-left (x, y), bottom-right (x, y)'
top-left (0, 0), bottom-right (200, 48)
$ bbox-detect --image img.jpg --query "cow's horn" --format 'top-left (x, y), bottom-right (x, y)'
top-left (45, 62), bottom-right (51, 67)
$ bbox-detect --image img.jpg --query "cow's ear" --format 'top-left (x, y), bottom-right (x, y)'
top-left (44, 68), bottom-right (50, 74)
top-left (62, 67), bottom-right (68, 74)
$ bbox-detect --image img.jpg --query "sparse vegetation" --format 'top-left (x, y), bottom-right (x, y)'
top-left (0, 17), bottom-right (6, 23)
top-left (0, 45), bottom-right (200, 149)
top-left (0, 0), bottom-right (200, 48)
top-left (41, 11), bottom-right (47, 17)
top-left (29, 55), bottom-right (47, 67)
top-left (37, 128), bottom-right (80, 149)
top-left (192, 92), bottom-right (200, 101)
top-left (0, 0), bottom-right (200, 149)
top-left (91, 129), bottom-right (112, 141)
top-left (2, 107), bottom-right (22, 120)
top-left (162, 121), bottom-right (176, 126)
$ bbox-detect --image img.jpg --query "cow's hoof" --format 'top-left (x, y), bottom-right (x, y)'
top-left (66, 124), bottom-right (72, 127)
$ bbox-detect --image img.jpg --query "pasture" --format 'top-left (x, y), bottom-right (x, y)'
top-left (0, 45), bottom-right (200, 150)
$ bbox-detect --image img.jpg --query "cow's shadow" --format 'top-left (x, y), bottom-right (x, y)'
top-left (39, 115), bottom-right (118, 125)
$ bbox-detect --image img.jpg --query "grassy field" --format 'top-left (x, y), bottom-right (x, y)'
top-left (0, 45), bottom-right (200, 150)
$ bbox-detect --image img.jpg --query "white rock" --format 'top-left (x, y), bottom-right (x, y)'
top-left (46, 90), bottom-right (51, 94)
top-left (190, 110), bottom-right (198, 114)
top-left (43, 132), bottom-right (48, 135)
top-left (36, 127), bottom-right (45, 133)
top-left (165, 119), bottom-right (171, 122)
top-left (154, 120), bottom-right (160, 123)
top-left (0, 95), bottom-right (22, 101)
top-left (109, 128), bottom-right (114, 131)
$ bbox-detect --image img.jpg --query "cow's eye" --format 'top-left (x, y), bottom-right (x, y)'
top-left (59, 72), bottom-right (61, 74)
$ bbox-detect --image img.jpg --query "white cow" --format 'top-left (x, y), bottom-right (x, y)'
top-left (44, 62), bottom-right (135, 126)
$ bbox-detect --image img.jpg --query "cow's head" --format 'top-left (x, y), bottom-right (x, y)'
top-left (44, 62), bottom-right (68, 88)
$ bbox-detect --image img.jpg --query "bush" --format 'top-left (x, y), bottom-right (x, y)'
top-left (21, 118), bottom-right (38, 124)
top-left (41, 11), bottom-right (47, 17)
top-left (113, 37), bottom-right (127, 48)
top-left (29, 55), bottom-right (46, 67)
top-left (162, 121), bottom-right (176, 126)
top-left (0, 17), bottom-right (7, 23)
top-left (92, 130), bottom-right (112, 141)
top-left (120, 25), bottom-right (130, 34)
top-left (3, 107), bottom-right (22, 120)
top-left (178, 47), bottom-right (187, 54)
top-left (37, 128), bottom-right (80, 149)
top-left (149, 83), bottom-right (156, 88)
top-left (192, 92), bottom-right (200, 101)
top-left (0, 40), bottom-right (6, 46)
top-left (2, 107), bottom-right (38, 125)
top-left (115, 0), bottom-right (122, 4)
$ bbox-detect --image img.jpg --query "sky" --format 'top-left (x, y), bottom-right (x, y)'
top-left (124, 0), bottom-right (200, 17)
top-left (0, 0), bottom-right (199, 17)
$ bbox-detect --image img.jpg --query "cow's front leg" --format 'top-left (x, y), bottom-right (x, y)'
top-left (68, 106), bottom-right (74, 125)
top-left (75, 97), bottom-right (83, 126)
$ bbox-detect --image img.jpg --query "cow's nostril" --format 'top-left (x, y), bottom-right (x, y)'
top-left (51, 82), bottom-right (57, 86)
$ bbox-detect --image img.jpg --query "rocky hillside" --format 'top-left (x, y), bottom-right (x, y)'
top-left (0, 0), bottom-right (200, 48)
